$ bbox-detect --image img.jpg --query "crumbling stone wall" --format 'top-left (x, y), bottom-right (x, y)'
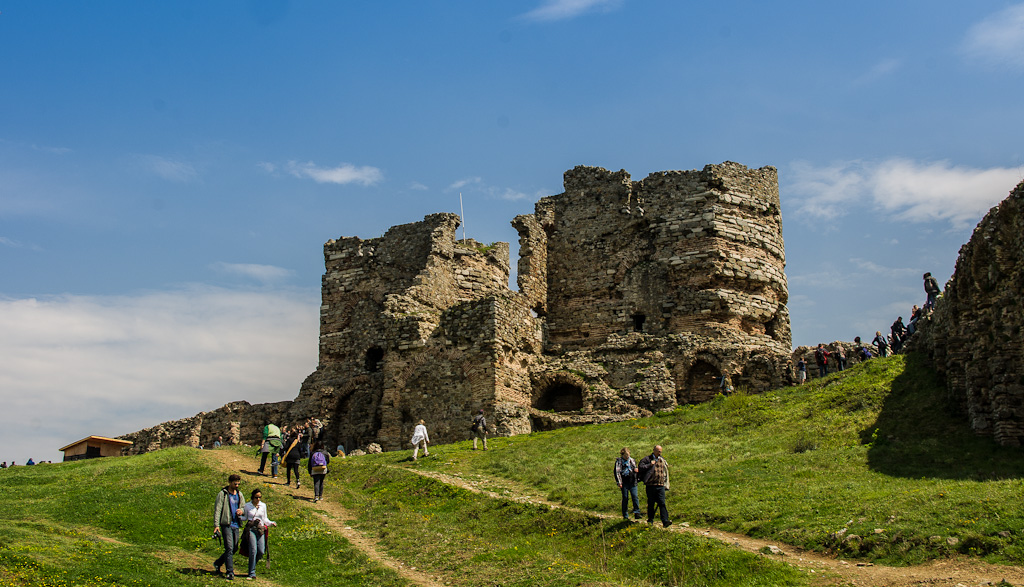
top-left (517, 163), bottom-right (789, 352)
top-left (913, 180), bottom-right (1024, 446)
top-left (122, 161), bottom-right (794, 453)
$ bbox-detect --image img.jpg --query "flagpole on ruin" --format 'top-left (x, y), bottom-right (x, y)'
top-left (459, 192), bottom-right (466, 242)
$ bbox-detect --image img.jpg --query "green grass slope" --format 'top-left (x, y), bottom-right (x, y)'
top-left (0, 447), bottom-right (409, 587)
top-left (397, 353), bottom-right (1024, 566)
top-left (5, 352), bottom-right (1022, 587)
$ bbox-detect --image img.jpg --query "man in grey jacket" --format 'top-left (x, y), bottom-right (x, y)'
top-left (213, 474), bottom-right (244, 580)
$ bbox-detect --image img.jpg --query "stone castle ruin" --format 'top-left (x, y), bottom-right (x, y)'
top-left (121, 162), bottom-right (792, 453)
top-left (913, 180), bottom-right (1024, 446)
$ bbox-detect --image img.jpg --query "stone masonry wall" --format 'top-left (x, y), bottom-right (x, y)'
top-left (122, 161), bottom-right (795, 454)
top-left (913, 180), bottom-right (1024, 446)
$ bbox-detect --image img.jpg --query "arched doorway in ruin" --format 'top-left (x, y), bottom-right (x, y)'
top-left (532, 371), bottom-right (587, 414)
top-left (534, 382), bottom-right (585, 412)
top-left (681, 360), bottom-right (722, 404)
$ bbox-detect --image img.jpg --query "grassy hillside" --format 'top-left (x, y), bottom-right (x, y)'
top-left (0, 447), bottom-right (409, 587)
top-left (4, 352), bottom-right (1022, 586)
top-left (379, 353), bottom-right (1024, 566)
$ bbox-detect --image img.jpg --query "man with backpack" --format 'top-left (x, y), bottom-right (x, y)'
top-left (257, 424), bottom-right (282, 478)
top-left (638, 445), bottom-right (671, 528)
top-left (213, 474), bottom-right (245, 580)
top-left (613, 447), bottom-right (641, 520)
top-left (307, 441), bottom-right (331, 503)
top-left (923, 272), bottom-right (941, 312)
top-left (814, 344), bottom-right (830, 378)
top-left (471, 409), bottom-right (488, 450)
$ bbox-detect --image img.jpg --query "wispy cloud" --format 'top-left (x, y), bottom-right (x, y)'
top-left (786, 159), bottom-right (1023, 229)
top-left (0, 286), bottom-right (318, 463)
top-left (448, 177), bottom-right (483, 190)
top-left (521, 0), bottom-right (623, 22)
top-left (135, 154), bottom-right (199, 183)
top-left (0, 236), bottom-right (43, 251)
top-left (961, 3), bottom-right (1024, 70)
top-left (852, 58), bottom-right (902, 86)
top-left (211, 262), bottom-right (293, 283)
top-left (31, 144), bottom-right (72, 155)
top-left (849, 258), bottom-right (918, 279)
top-left (286, 161), bottom-right (383, 186)
top-left (409, 182), bottom-right (429, 191)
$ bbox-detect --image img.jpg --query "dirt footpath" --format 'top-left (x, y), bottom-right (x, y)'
top-left (209, 449), bottom-right (1024, 587)
top-left (208, 449), bottom-right (446, 587)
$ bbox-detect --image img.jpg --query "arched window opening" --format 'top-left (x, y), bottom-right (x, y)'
top-left (534, 382), bottom-right (584, 413)
top-left (365, 347), bottom-right (384, 372)
top-left (681, 360), bottom-right (722, 404)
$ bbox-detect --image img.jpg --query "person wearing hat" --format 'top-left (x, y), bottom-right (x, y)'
top-left (471, 409), bottom-right (488, 450)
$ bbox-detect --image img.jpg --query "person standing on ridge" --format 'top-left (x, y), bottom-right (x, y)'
top-left (638, 445), bottom-right (671, 528)
top-left (923, 272), bottom-right (941, 312)
top-left (471, 409), bottom-right (488, 450)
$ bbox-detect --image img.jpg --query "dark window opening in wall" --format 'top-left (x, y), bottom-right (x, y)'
top-left (365, 346), bottom-right (384, 372)
top-left (534, 383), bottom-right (584, 413)
top-left (632, 314), bottom-right (646, 333)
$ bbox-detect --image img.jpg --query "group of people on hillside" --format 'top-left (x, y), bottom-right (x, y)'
top-left (795, 272), bottom-right (942, 383)
top-left (211, 408), bottom-right (491, 580)
top-left (613, 446), bottom-right (673, 527)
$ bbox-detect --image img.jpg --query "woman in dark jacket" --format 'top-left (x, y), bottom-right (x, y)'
top-left (307, 441), bottom-right (332, 502)
top-left (281, 429), bottom-right (303, 488)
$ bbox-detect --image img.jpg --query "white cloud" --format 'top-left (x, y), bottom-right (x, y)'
top-left (31, 144), bottom-right (72, 155)
top-left (0, 236), bottom-right (43, 251)
top-left (497, 188), bottom-right (532, 201)
top-left (786, 159), bottom-right (1023, 229)
top-left (212, 262), bottom-right (293, 283)
top-left (136, 154), bottom-right (199, 182)
top-left (286, 161), bottom-right (383, 186)
top-left (448, 177), bottom-right (483, 190)
top-left (961, 3), bottom-right (1024, 69)
top-left (0, 286), bottom-right (318, 464)
top-left (848, 258), bottom-right (918, 279)
top-left (852, 58), bottom-right (902, 86)
top-left (409, 182), bottom-right (429, 191)
top-left (521, 0), bottom-right (623, 22)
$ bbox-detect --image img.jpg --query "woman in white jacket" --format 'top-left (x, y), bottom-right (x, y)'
top-left (411, 419), bottom-right (430, 461)
top-left (242, 489), bottom-right (276, 579)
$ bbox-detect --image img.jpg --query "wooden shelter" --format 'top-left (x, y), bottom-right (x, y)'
top-left (59, 436), bottom-right (133, 462)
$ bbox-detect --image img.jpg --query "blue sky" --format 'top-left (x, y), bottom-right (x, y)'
top-left (2, 0), bottom-right (1023, 463)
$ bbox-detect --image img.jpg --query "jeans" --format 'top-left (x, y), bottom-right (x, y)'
top-left (312, 473), bottom-right (326, 498)
top-left (258, 452), bottom-right (279, 476)
top-left (245, 528), bottom-right (265, 577)
top-left (214, 525), bottom-right (238, 575)
top-left (646, 485), bottom-right (669, 525)
top-left (620, 484), bottom-right (640, 518)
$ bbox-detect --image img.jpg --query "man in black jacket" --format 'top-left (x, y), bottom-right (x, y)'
top-left (638, 445), bottom-right (671, 528)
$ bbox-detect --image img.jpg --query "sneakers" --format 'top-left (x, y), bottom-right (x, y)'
top-left (225, 572), bottom-right (234, 581)
top-left (663, 521), bottom-right (673, 528)
top-left (296, 482), bottom-right (301, 489)
top-left (247, 574), bottom-right (256, 580)
top-left (633, 513), bottom-right (642, 520)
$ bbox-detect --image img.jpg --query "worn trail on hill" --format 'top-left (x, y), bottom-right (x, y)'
top-left (209, 449), bottom-right (1023, 586)
top-left (208, 450), bottom-right (445, 587)
top-left (402, 464), bottom-right (1024, 587)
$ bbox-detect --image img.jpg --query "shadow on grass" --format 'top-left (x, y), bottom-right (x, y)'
top-left (176, 567), bottom-right (221, 577)
top-left (864, 352), bottom-right (1024, 480)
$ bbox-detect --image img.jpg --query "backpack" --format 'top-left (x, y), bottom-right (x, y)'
top-left (312, 451), bottom-right (327, 467)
